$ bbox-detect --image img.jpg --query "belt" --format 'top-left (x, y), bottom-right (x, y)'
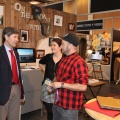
top-left (12, 82), bottom-right (18, 85)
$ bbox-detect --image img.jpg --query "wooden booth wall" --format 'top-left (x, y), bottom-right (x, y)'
top-left (1, 0), bottom-right (76, 48)
top-left (72, 0), bottom-right (120, 35)
top-left (93, 12), bottom-right (120, 35)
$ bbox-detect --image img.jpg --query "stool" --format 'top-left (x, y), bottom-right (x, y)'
top-left (88, 81), bottom-right (106, 98)
top-left (92, 63), bottom-right (103, 80)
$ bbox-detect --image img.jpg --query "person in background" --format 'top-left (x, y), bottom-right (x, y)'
top-left (79, 37), bottom-right (87, 60)
top-left (39, 38), bottom-right (63, 120)
top-left (0, 27), bottom-right (25, 120)
top-left (48, 33), bottom-right (88, 120)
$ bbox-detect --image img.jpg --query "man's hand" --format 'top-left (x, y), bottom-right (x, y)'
top-left (20, 95), bottom-right (25, 105)
top-left (49, 82), bottom-right (62, 89)
top-left (47, 86), bottom-right (53, 92)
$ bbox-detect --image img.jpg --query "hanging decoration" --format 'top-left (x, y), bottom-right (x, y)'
top-left (92, 32), bottom-right (111, 51)
top-left (37, 13), bottom-right (51, 37)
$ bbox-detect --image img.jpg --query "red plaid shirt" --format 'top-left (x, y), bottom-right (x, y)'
top-left (55, 52), bottom-right (88, 110)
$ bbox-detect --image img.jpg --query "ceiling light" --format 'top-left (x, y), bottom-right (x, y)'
top-left (29, 1), bottom-right (40, 5)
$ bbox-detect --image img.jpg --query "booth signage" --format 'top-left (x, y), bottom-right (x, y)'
top-left (14, 2), bottom-right (50, 30)
top-left (77, 19), bottom-right (103, 31)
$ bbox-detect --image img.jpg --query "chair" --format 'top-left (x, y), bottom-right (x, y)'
top-left (92, 63), bottom-right (103, 80)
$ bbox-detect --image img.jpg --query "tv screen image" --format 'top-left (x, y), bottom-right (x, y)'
top-left (91, 54), bottom-right (102, 60)
top-left (91, 51), bottom-right (102, 61)
top-left (16, 48), bottom-right (36, 63)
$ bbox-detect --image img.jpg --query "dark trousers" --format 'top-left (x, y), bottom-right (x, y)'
top-left (44, 102), bottom-right (53, 120)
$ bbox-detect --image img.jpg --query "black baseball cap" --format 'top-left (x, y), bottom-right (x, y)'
top-left (60, 33), bottom-right (80, 47)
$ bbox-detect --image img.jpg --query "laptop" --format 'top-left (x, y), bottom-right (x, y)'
top-left (97, 96), bottom-right (120, 110)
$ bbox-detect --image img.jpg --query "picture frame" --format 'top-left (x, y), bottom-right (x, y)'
top-left (49, 37), bottom-right (54, 46)
top-left (54, 15), bottom-right (63, 27)
top-left (20, 29), bottom-right (29, 42)
top-left (68, 23), bottom-right (75, 31)
top-left (36, 50), bottom-right (45, 59)
top-left (100, 41), bottom-right (106, 46)
top-left (0, 4), bottom-right (4, 28)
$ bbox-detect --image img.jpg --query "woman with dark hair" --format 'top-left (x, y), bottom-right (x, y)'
top-left (79, 37), bottom-right (87, 60)
top-left (39, 38), bottom-right (63, 120)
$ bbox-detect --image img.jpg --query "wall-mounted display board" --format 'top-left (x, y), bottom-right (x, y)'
top-left (90, 0), bottom-right (120, 13)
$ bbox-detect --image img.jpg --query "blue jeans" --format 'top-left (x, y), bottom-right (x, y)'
top-left (52, 104), bottom-right (79, 120)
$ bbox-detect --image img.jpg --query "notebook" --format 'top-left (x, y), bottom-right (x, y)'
top-left (97, 96), bottom-right (120, 110)
top-left (84, 100), bottom-right (120, 117)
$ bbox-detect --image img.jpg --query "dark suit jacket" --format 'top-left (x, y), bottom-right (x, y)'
top-left (0, 45), bottom-right (24, 105)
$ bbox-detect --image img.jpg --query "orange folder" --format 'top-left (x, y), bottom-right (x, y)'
top-left (84, 100), bottom-right (120, 117)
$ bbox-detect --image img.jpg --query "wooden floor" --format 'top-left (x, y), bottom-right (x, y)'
top-left (21, 80), bottom-right (120, 120)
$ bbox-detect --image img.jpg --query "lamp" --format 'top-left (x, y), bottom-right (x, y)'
top-left (87, 49), bottom-right (92, 54)
top-left (29, 0), bottom-right (41, 4)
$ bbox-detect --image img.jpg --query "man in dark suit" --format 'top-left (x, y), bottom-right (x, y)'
top-left (0, 27), bottom-right (25, 120)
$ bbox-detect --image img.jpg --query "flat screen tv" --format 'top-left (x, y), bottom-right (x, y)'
top-left (16, 48), bottom-right (36, 64)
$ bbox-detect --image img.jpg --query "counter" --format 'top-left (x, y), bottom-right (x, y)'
top-left (21, 69), bottom-right (44, 114)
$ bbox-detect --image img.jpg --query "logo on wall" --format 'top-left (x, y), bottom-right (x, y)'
top-left (14, 2), bottom-right (50, 34)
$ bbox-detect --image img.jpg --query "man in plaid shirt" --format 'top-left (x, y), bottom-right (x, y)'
top-left (48, 33), bottom-right (88, 120)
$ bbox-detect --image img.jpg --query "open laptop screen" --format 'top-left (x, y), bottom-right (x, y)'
top-left (91, 52), bottom-right (102, 61)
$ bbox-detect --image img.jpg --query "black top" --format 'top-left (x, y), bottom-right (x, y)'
top-left (39, 54), bottom-right (62, 83)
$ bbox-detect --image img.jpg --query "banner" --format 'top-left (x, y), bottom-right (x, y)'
top-left (77, 19), bottom-right (103, 31)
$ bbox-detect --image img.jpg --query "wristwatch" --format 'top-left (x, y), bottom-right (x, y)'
top-left (61, 82), bottom-right (64, 88)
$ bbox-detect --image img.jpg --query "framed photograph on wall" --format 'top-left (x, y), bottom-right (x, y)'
top-left (0, 4), bottom-right (4, 28)
top-left (100, 41), bottom-right (106, 47)
top-left (49, 37), bottom-right (54, 46)
top-left (68, 23), bottom-right (75, 31)
top-left (36, 50), bottom-right (45, 59)
top-left (54, 15), bottom-right (63, 26)
top-left (20, 29), bottom-right (29, 42)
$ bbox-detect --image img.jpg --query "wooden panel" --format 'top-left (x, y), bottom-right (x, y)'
top-left (93, 11), bottom-right (120, 30)
top-left (93, 30), bottom-right (111, 35)
top-left (77, 16), bottom-right (88, 21)
top-left (5, 0), bottom-right (11, 26)
top-left (0, 0), bottom-right (5, 4)
top-left (64, 0), bottom-right (76, 14)
top-left (114, 18), bottom-right (120, 29)
top-left (104, 19), bottom-right (113, 29)
top-left (77, 0), bottom-right (88, 14)
top-left (4, 0), bottom-right (76, 48)
top-left (94, 11), bottom-right (120, 19)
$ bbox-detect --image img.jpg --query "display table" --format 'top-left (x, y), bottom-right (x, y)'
top-left (85, 99), bottom-right (120, 120)
top-left (21, 69), bottom-right (44, 114)
top-left (114, 57), bottom-right (120, 84)
top-left (87, 63), bottom-right (110, 80)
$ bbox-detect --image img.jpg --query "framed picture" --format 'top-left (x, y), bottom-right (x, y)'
top-left (0, 4), bottom-right (4, 28)
top-left (68, 23), bottom-right (75, 31)
top-left (49, 37), bottom-right (54, 46)
top-left (54, 15), bottom-right (63, 26)
top-left (100, 41), bottom-right (106, 46)
top-left (20, 29), bottom-right (29, 42)
top-left (36, 50), bottom-right (45, 59)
